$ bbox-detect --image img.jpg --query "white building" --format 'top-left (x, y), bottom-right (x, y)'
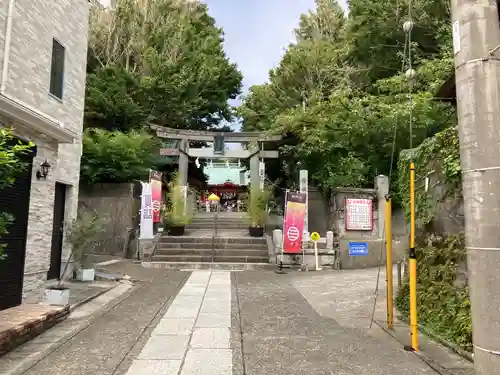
top-left (0, 0), bottom-right (90, 309)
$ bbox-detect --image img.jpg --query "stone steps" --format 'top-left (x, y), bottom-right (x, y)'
top-left (147, 222), bottom-right (270, 269)
top-left (159, 236), bottom-right (266, 245)
top-left (187, 222), bottom-right (249, 230)
top-left (155, 248), bottom-right (267, 256)
top-left (143, 261), bottom-right (275, 271)
top-left (156, 242), bottom-right (267, 250)
top-left (151, 254), bottom-right (269, 263)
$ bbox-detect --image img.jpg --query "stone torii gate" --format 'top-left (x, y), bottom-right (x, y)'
top-left (151, 125), bottom-right (282, 188)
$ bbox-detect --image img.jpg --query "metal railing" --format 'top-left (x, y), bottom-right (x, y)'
top-left (211, 204), bottom-right (219, 265)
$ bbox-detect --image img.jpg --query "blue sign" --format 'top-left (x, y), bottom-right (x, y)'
top-left (348, 242), bottom-right (368, 256)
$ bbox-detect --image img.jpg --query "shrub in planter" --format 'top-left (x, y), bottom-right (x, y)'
top-left (45, 211), bottom-right (108, 305)
top-left (163, 173), bottom-right (192, 236)
top-left (246, 185), bottom-right (271, 237)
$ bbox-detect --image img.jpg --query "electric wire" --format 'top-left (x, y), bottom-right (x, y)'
top-left (369, 20), bottom-right (411, 327)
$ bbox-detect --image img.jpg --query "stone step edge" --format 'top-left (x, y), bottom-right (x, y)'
top-left (142, 261), bottom-right (275, 269)
top-left (152, 255), bottom-right (269, 260)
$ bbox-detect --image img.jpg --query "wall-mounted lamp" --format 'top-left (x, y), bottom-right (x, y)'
top-left (36, 160), bottom-right (51, 180)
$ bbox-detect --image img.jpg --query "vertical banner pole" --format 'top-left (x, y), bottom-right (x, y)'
top-left (409, 162), bottom-right (419, 351)
top-left (385, 197), bottom-right (394, 330)
top-left (299, 170), bottom-right (309, 240)
top-left (281, 190), bottom-right (288, 263)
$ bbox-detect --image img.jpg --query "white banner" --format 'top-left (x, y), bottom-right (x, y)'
top-left (180, 185), bottom-right (188, 212)
top-left (259, 160), bottom-right (265, 190)
top-left (139, 182), bottom-right (154, 239)
top-left (299, 169), bottom-right (309, 239)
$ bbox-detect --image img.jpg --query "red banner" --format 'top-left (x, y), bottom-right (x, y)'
top-left (283, 191), bottom-right (307, 253)
top-left (150, 171), bottom-right (162, 223)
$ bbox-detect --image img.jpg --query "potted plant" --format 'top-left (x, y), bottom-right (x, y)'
top-left (44, 211), bottom-right (107, 306)
top-left (163, 173), bottom-right (192, 236)
top-left (247, 185), bottom-right (271, 237)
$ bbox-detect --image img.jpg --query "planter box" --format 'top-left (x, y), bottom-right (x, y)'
top-left (44, 288), bottom-right (70, 306)
top-left (168, 225), bottom-right (185, 236)
top-left (249, 226), bottom-right (264, 237)
top-left (76, 268), bottom-right (95, 282)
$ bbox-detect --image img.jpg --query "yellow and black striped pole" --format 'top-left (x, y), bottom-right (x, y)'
top-left (409, 162), bottom-right (419, 351)
top-left (385, 196), bottom-right (394, 330)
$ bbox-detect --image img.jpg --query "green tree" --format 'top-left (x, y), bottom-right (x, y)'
top-left (0, 128), bottom-right (33, 256)
top-left (80, 128), bottom-right (162, 184)
top-left (238, 0), bottom-right (455, 195)
top-left (86, 0), bottom-right (243, 132)
top-left (346, 0), bottom-right (451, 85)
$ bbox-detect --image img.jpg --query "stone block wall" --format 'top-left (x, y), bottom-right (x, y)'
top-left (79, 183), bottom-right (139, 257)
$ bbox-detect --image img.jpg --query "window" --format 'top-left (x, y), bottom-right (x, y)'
top-left (49, 39), bottom-right (65, 100)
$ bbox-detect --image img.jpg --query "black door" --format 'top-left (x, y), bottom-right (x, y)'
top-left (0, 144), bottom-right (35, 310)
top-left (47, 183), bottom-right (66, 280)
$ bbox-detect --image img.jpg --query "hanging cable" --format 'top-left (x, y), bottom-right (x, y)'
top-left (402, 0), bottom-right (420, 353)
top-left (369, 32), bottom-right (409, 329)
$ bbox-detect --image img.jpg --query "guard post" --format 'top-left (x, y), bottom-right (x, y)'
top-left (385, 196), bottom-right (394, 330)
top-left (311, 232), bottom-right (321, 271)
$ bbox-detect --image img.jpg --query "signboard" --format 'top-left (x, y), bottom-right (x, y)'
top-left (348, 242), bottom-right (368, 256)
top-left (150, 170), bottom-right (162, 223)
top-left (282, 191), bottom-right (307, 253)
top-left (345, 198), bottom-right (373, 231)
top-left (139, 182), bottom-right (154, 239)
top-left (299, 170), bottom-right (308, 238)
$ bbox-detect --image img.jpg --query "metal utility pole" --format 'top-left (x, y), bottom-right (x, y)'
top-left (451, 1), bottom-right (500, 373)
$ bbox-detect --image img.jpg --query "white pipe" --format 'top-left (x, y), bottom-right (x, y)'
top-left (1, 0), bottom-right (15, 93)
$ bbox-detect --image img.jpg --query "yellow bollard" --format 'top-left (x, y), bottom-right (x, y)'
top-left (409, 162), bottom-right (419, 351)
top-left (385, 197), bottom-right (394, 330)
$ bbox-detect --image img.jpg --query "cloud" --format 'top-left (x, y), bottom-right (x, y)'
top-left (203, 0), bottom-right (347, 130)
top-left (205, 0), bottom-right (347, 90)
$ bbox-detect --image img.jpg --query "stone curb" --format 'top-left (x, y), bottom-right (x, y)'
top-left (2, 281), bottom-right (136, 375)
top-left (396, 315), bottom-right (474, 362)
top-left (374, 320), bottom-right (470, 375)
top-left (68, 283), bottom-right (117, 312)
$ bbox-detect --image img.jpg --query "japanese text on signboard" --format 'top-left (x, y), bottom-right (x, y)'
top-left (143, 194), bottom-right (153, 220)
top-left (345, 198), bottom-right (373, 231)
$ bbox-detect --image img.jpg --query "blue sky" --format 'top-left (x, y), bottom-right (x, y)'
top-left (203, 0), bottom-right (348, 129)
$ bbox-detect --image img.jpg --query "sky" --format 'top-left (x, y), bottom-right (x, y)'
top-left (203, 0), bottom-right (348, 129)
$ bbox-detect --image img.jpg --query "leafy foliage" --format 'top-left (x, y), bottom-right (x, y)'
top-left (396, 233), bottom-right (472, 351)
top-left (397, 126), bottom-right (460, 223)
top-left (163, 173), bottom-right (192, 227)
top-left (58, 210), bottom-right (108, 286)
top-left (247, 185), bottom-right (272, 227)
top-left (238, 0), bottom-right (454, 196)
top-left (81, 128), bottom-right (162, 184)
top-left (86, 0), bottom-right (243, 132)
top-left (0, 128), bottom-right (33, 257)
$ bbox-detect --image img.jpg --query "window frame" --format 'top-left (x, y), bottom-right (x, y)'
top-left (49, 38), bottom-right (65, 101)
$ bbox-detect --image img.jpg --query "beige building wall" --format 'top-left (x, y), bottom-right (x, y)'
top-left (0, 0), bottom-right (90, 301)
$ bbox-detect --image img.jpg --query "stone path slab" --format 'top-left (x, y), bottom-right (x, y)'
top-left (125, 271), bottom-right (232, 375)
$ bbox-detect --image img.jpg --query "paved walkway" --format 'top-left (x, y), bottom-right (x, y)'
top-left (0, 263), bottom-right (474, 375)
top-left (125, 271), bottom-right (231, 375)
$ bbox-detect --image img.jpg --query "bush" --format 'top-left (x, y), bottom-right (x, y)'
top-left (0, 128), bottom-right (33, 257)
top-left (247, 185), bottom-right (272, 227)
top-left (163, 173), bottom-right (192, 227)
top-left (81, 128), bottom-right (161, 184)
top-left (395, 233), bottom-right (472, 351)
